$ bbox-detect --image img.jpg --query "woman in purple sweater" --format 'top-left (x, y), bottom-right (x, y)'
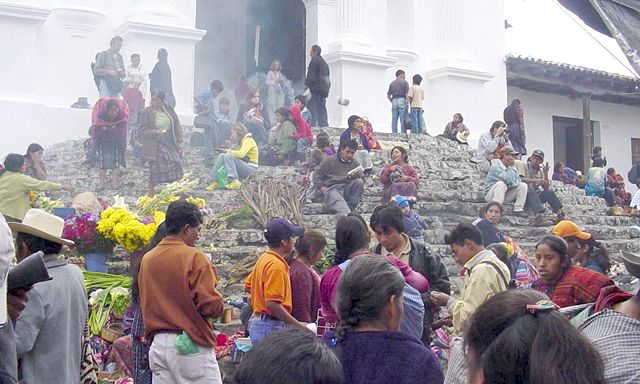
top-left (337, 256), bottom-right (444, 384)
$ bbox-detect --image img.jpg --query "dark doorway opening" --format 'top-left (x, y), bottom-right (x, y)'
top-left (552, 116), bottom-right (599, 173)
top-left (195, 0), bottom-right (305, 105)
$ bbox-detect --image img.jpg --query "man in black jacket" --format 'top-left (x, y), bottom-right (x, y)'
top-left (305, 45), bottom-right (331, 128)
top-left (370, 204), bottom-right (451, 344)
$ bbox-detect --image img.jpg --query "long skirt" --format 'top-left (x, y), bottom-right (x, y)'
top-left (507, 123), bottom-right (527, 155)
top-left (382, 181), bottom-right (418, 203)
top-left (149, 133), bottom-right (183, 184)
top-left (97, 140), bottom-right (126, 170)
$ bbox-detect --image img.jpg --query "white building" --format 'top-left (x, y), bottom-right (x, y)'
top-left (0, 0), bottom-right (506, 156)
top-left (1, 0), bottom-right (638, 188)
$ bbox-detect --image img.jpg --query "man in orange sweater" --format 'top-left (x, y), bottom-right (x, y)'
top-left (245, 218), bottom-right (307, 344)
top-left (139, 200), bottom-right (224, 384)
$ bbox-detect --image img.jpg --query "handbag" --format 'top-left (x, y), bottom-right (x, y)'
top-left (404, 112), bottom-right (414, 132)
top-left (80, 323), bottom-right (99, 384)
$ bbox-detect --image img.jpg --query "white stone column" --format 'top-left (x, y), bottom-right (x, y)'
top-left (315, 0), bottom-right (396, 128)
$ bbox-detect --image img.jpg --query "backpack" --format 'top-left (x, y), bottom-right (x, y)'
top-left (91, 51), bottom-right (105, 89)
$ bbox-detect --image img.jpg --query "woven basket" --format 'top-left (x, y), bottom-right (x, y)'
top-left (101, 324), bottom-right (124, 343)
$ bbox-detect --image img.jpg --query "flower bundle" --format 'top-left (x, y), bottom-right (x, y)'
top-left (97, 208), bottom-right (165, 252)
top-left (135, 171), bottom-right (200, 216)
top-left (62, 212), bottom-right (115, 253)
top-left (29, 192), bottom-right (64, 213)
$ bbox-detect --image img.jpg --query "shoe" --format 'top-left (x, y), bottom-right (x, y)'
top-left (226, 180), bottom-right (242, 190)
top-left (205, 182), bottom-right (218, 191)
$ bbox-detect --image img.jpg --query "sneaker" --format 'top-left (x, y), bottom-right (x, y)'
top-left (205, 182), bottom-right (218, 191)
top-left (226, 179), bottom-right (242, 190)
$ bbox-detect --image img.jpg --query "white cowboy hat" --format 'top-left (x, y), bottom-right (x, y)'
top-left (456, 130), bottom-right (469, 144)
top-left (8, 209), bottom-right (74, 247)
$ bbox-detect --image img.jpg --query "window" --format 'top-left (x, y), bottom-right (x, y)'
top-left (632, 138), bottom-right (640, 165)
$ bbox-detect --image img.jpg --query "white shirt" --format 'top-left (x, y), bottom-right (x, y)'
top-left (125, 63), bottom-right (149, 99)
top-left (631, 189), bottom-right (640, 208)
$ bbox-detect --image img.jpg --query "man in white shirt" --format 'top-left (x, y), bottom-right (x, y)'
top-left (124, 53), bottom-right (148, 99)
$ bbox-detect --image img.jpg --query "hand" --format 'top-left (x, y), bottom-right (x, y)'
top-left (62, 185), bottom-right (76, 193)
top-left (494, 126), bottom-right (506, 137)
top-left (320, 187), bottom-right (328, 194)
top-left (542, 162), bottom-right (550, 173)
top-left (430, 291), bottom-right (450, 307)
top-left (7, 289), bottom-right (28, 320)
top-left (400, 175), bottom-right (411, 182)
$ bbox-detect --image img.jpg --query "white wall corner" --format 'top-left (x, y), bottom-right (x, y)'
top-left (324, 50), bottom-right (397, 70)
top-left (0, 2), bottom-right (51, 24)
top-left (115, 21), bottom-right (206, 42)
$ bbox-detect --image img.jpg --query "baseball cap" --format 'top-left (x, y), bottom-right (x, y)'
top-left (393, 195), bottom-right (410, 208)
top-left (498, 147), bottom-right (519, 157)
top-left (552, 220), bottom-right (591, 240)
top-left (264, 218), bottom-right (305, 244)
top-left (530, 149), bottom-right (545, 161)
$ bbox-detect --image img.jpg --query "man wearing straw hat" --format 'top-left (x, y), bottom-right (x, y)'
top-left (573, 251), bottom-right (640, 383)
top-left (9, 209), bottom-right (86, 384)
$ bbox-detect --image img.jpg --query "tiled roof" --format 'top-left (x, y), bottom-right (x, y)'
top-left (506, 54), bottom-right (638, 82)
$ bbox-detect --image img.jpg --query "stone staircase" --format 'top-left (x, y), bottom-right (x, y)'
top-left (44, 127), bottom-right (640, 298)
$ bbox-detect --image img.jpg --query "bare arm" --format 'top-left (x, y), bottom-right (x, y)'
top-left (265, 301), bottom-right (306, 329)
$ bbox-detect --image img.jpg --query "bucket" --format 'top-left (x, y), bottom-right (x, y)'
top-left (52, 207), bottom-right (76, 220)
top-left (222, 306), bottom-right (233, 323)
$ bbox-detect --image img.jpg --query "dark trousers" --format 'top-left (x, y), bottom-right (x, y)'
top-left (526, 187), bottom-right (563, 214)
top-left (309, 91), bottom-right (328, 127)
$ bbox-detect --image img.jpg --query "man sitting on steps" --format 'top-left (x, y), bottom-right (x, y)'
top-left (484, 147), bottom-right (528, 216)
top-left (515, 149), bottom-right (565, 226)
top-left (312, 139), bottom-right (364, 216)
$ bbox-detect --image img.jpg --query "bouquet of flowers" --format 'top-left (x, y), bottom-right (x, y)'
top-left (97, 208), bottom-right (165, 252)
top-left (29, 192), bottom-right (64, 213)
top-left (62, 212), bottom-right (115, 253)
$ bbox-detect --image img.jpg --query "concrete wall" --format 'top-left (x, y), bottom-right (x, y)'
top-left (507, 86), bottom-right (640, 191)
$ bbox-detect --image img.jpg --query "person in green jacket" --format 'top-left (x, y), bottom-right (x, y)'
top-left (0, 154), bottom-right (74, 222)
top-left (269, 107), bottom-right (298, 165)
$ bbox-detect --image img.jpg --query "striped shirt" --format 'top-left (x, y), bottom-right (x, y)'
top-left (399, 284), bottom-right (424, 341)
top-left (579, 309), bottom-right (640, 384)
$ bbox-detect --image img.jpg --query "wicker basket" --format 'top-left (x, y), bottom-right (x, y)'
top-left (101, 324), bottom-right (124, 343)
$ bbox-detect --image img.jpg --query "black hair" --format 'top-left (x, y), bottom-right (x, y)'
top-left (412, 74), bottom-right (422, 85)
top-left (131, 222), bottom-right (167, 304)
top-left (592, 158), bottom-right (605, 167)
top-left (110, 36), bottom-right (123, 46)
top-left (339, 139), bottom-right (358, 152)
top-left (576, 236), bottom-right (612, 274)
top-left (275, 107), bottom-right (291, 121)
top-left (370, 204), bottom-right (405, 234)
top-left (336, 256), bottom-right (404, 341)
top-left (478, 201), bottom-right (504, 219)
top-left (486, 243), bottom-right (514, 278)
top-left (210, 80), bottom-right (224, 92)
top-left (395, 69), bottom-right (405, 77)
top-left (316, 131), bottom-right (331, 149)
top-left (334, 216), bottom-right (369, 265)
top-left (1, 153), bottom-right (26, 176)
top-left (157, 48), bottom-right (168, 61)
top-left (347, 115), bottom-right (361, 130)
top-left (465, 290), bottom-right (606, 384)
top-left (311, 45), bottom-right (322, 55)
top-left (454, 113), bottom-right (464, 122)
top-left (535, 235), bottom-right (572, 274)
top-left (131, 53), bottom-right (140, 60)
top-left (606, 167), bottom-right (615, 176)
top-left (554, 162), bottom-right (564, 173)
top-left (165, 200), bottom-right (203, 235)
top-left (390, 146), bottom-right (408, 163)
top-left (444, 222), bottom-right (483, 247)
top-left (489, 120), bottom-right (506, 135)
top-left (294, 94), bottom-right (307, 106)
top-left (26, 143), bottom-right (44, 157)
top-left (151, 90), bottom-right (166, 102)
top-left (219, 97), bottom-right (230, 105)
top-left (234, 328), bottom-right (343, 384)
top-left (16, 232), bottom-right (63, 256)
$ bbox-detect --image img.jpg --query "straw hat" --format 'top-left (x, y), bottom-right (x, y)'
top-left (8, 209), bottom-right (74, 247)
top-left (456, 130), bottom-right (469, 144)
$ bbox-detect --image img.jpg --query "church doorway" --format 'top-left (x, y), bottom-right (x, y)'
top-left (195, 0), bottom-right (306, 106)
top-left (552, 116), bottom-right (600, 173)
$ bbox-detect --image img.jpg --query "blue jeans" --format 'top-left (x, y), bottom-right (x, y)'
top-left (210, 153), bottom-right (257, 181)
top-left (249, 315), bottom-right (285, 344)
top-left (391, 98), bottom-right (407, 134)
top-left (410, 108), bottom-right (423, 134)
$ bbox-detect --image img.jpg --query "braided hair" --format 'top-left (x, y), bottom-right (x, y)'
top-left (577, 236), bottom-right (611, 274)
top-left (335, 256), bottom-right (404, 342)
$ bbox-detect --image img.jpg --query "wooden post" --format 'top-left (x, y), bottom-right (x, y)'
top-left (582, 93), bottom-right (592, 173)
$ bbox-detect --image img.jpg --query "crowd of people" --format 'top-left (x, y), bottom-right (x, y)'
top-left (1, 35), bottom-right (640, 384)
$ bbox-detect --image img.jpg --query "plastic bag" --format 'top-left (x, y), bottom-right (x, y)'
top-left (175, 331), bottom-right (199, 355)
top-left (216, 163), bottom-right (228, 186)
